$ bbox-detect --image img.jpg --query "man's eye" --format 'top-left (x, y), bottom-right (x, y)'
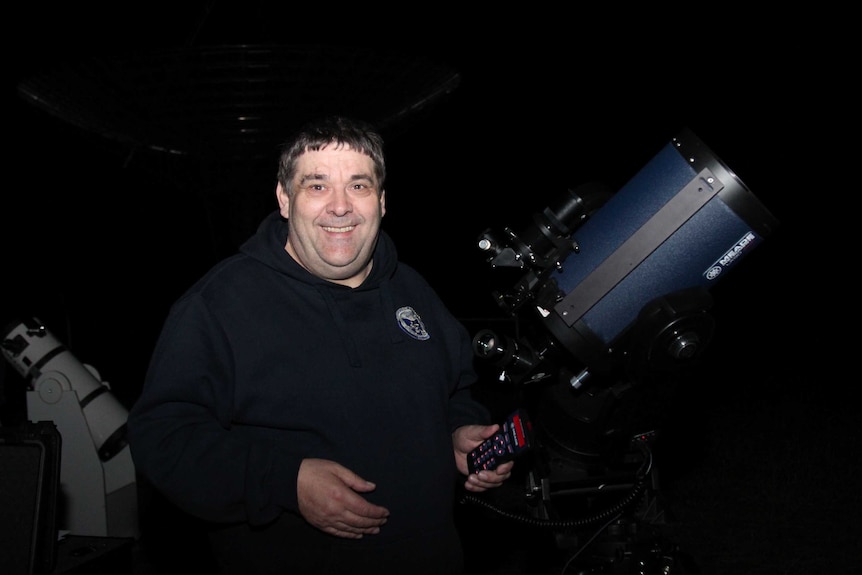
top-left (352, 184), bottom-right (376, 193)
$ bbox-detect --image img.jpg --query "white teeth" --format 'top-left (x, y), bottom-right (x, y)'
top-left (322, 225), bottom-right (355, 233)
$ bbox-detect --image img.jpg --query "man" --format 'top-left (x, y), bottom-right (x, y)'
top-left (127, 115), bottom-right (513, 575)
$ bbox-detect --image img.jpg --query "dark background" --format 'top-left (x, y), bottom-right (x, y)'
top-left (2, 4), bottom-right (856, 574)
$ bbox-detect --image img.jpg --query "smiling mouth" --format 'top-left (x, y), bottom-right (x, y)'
top-left (322, 225), bottom-right (355, 233)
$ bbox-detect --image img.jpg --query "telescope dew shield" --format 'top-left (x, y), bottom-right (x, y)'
top-left (544, 128), bottom-right (779, 371)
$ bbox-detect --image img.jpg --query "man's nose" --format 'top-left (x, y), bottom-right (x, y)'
top-left (327, 188), bottom-right (352, 214)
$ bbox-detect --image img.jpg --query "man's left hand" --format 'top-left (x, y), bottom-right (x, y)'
top-left (452, 424), bottom-right (514, 492)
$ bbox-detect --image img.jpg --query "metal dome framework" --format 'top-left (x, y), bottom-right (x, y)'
top-left (16, 45), bottom-right (462, 161)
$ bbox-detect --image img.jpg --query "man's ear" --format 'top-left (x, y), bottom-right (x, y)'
top-left (276, 182), bottom-right (290, 216)
top-left (380, 189), bottom-right (386, 217)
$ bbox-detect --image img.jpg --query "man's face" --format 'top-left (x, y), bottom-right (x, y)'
top-left (277, 145), bottom-right (386, 287)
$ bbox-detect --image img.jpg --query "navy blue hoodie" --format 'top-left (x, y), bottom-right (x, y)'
top-left (127, 210), bottom-right (490, 574)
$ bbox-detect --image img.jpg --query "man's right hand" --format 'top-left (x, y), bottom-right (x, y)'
top-left (297, 458), bottom-right (390, 539)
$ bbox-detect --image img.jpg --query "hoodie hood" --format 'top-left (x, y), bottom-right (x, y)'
top-left (237, 210), bottom-right (400, 366)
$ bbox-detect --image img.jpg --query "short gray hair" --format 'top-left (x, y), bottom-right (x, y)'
top-left (277, 116), bottom-right (386, 194)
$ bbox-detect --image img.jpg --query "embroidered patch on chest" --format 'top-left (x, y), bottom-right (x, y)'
top-left (396, 306), bottom-right (430, 340)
